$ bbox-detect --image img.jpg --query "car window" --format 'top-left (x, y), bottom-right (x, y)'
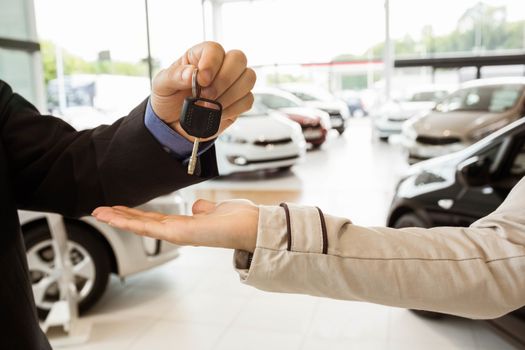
top-left (435, 84), bottom-right (524, 113)
top-left (479, 143), bottom-right (502, 173)
top-left (241, 102), bottom-right (268, 117)
top-left (256, 93), bottom-right (300, 109)
top-left (293, 92), bottom-right (317, 101)
top-left (510, 140), bottom-right (525, 176)
top-left (409, 91), bottom-right (447, 102)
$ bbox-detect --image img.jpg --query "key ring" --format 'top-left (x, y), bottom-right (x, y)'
top-left (192, 68), bottom-right (201, 98)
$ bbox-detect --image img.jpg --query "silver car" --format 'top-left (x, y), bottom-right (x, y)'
top-left (19, 192), bottom-right (185, 319)
top-left (402, 77), bottom-right (525, 163)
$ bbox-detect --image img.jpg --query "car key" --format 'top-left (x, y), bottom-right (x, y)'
top-left (180, 69), bottom-right (222, 175)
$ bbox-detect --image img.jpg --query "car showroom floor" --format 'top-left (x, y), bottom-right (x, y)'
top-left (51, 119), bottom-right (516, 350)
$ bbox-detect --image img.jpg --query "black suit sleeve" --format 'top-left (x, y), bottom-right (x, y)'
top-left (0, 80), bottom-right (218, 217)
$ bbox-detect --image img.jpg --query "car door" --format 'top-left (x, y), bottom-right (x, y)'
top-left (449, 141), bottom-right (509, 226)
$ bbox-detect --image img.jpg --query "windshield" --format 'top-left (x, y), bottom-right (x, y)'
top-left (409, 90), bottom-right (447, 102)
top-left (291, 89), bottom-right (334, 102)
top-left (256, 93), bottom-right (301, 109)
top-left (241, 102), bottom-right (269, 117)
top-left (435, 84), bottom-right (524, 113)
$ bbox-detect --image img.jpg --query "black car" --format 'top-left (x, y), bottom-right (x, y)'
top-left (387, 117), bottom-right (525, 348)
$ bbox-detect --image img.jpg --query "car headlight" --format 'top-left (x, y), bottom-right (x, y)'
top-left (468, 119), bottom-right (509, 141)
top-left (219, 134), bottom-right (248, 144)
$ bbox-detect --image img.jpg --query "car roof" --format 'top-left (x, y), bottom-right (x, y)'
top-left (460, 77), bottom-right (525, 88)
top-left (253, 87), bottom-right (304, 102)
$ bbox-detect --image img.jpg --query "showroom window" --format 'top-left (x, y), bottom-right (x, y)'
top-left (0, 0), bottom-right (44, 108)
top-left (32, 0), bottom-right (204, 127)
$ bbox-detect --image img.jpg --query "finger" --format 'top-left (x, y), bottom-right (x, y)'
top-left (152, 64), bottom-right (195, 97)
top-left (108, 215), bottom-right (167, 240)
top-left (113, 206), bottom-right (168, 221)
top-left (200, 50), bottom-right (248, 100)
top-left (184, 41), bottom-right (225, 87)
top-left (92, 206), bottom-right (110, 216)
top-left (192, 199), bottom-right (217, 215)
top-left (215, 68), bottom-right (256, 109)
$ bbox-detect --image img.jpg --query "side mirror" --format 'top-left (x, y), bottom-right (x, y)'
top-left (457, 156), bottom-right (491, 187)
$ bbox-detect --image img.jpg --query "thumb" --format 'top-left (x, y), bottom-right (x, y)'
top-left (153, 64), bottom-right (195, 96)
top-left (192, 199), bottom-right (216, 215)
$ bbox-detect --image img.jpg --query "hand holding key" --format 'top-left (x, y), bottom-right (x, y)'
top-left (180, 69), bottom-right (222, 174)
top-left (151, 42), bottom-right (256, 143)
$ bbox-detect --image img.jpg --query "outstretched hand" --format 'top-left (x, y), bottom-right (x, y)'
top-left (92, 199), bottom-right (259, 253)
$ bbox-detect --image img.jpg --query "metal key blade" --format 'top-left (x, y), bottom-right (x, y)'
top-left (187, 137), bottom-right (200, 175)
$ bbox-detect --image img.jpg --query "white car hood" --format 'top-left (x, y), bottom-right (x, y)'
top-left (224, 114), bottom-right (297, 141)
top-left (304, 100), bottom-right (346, 113)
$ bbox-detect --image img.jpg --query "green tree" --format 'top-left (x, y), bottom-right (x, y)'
top-left (333, 2), bottom-right (525, 61)
top-left (41, 41), bottom-right (151, 84)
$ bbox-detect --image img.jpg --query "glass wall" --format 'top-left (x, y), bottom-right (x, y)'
top-left (32, 0), bottom-right (204, 128)
top-left (0, 0), bottom-right (43, 107)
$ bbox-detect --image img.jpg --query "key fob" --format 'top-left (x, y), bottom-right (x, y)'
top-left (180, 97), bottom-right (222, 138)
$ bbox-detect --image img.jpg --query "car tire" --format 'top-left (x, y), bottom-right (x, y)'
top-left (23, 221), bottom-right (111, 320)
top-left (379, 136), bottom-right (389, 142)
top-left (336, 127), bottom-right (345, 135)
top-left (393, 213), bottom-right (430, 229)
top-left (394, 213), bottom-right (444, 319)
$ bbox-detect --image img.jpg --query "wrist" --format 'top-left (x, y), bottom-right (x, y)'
top-left (241, 206), bottom-right (259, 253)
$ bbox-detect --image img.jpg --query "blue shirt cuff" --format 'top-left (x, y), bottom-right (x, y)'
top-left (144, 98), bottom-right (215, 162)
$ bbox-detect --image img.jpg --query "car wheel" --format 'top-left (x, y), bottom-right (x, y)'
top-left (393, 213), bottom-right (430, 229)
top-left (23, 221), bottom-right (111, 320)
top-left (379, 136), bottom-right (389, 142)
top-left (336, 127), bottom-right (345, 135)
top-left (394, 213), bottom-right (445, 319)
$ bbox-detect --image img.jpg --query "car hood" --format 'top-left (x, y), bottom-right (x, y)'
top-left (412, 110), bottom-right (508, 138)
top-left (224, 113), bottom-right (297, 141)
top-left (304, 100), bottom-right (346, 113)
top-left (278, 107), bottom-right (321, 120)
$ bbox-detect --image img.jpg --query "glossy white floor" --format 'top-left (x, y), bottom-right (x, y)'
top-left (52, 119), bottom-right (516, 350)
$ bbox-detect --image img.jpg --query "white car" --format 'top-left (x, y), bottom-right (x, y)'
top-left (373, 88), bottom-right (449, 140)
top-left (19, 193), bottom-right (185, 319)
top-left (279, 84), bottom-right (350, 134)
top-left (216, 103), bottom-right (307, 175)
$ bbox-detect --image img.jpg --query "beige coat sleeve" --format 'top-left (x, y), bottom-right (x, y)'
top-left (234, 177), bottom-right (525, 320)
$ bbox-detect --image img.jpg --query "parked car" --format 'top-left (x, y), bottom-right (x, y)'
top-left (216, 103), bottom-right (306, 175)
top-left (280, 84), bottom-right (350, 134)
top-left (374, 88), bottom-right (449, 140)
top-left (387, 117), bottom-right (525, 348)
top-left (254, 88), bottom-right (330, 148)
top-left (19, 192), bottom-right (185, 319)
top-left (401, 78), bottom-right (525, 163)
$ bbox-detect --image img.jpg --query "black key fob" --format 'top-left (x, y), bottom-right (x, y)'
top-left (180, 97), bottom-right (222, 138)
